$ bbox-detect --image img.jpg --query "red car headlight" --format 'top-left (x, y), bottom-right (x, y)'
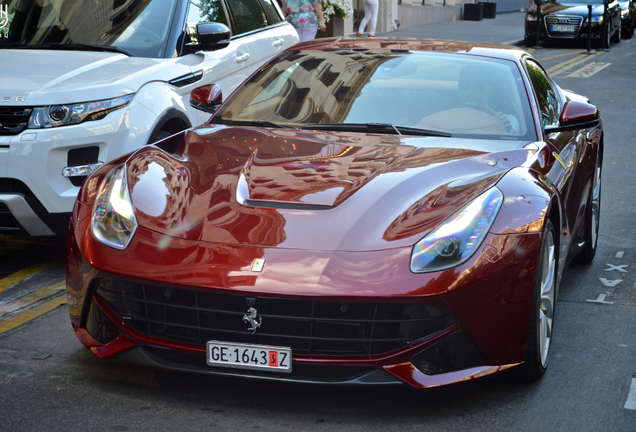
top-left (91, 164), bottom-right (138, 250)
top-left (410, 187), bottom-right (503, 273)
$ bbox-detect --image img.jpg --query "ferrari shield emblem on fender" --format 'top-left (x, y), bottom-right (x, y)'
top-left (251, 259), bottom-right (265, 272)
top-left (243, 307), bottom-right (261, 332)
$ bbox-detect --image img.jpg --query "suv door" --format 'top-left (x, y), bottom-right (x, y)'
top-left (225, 0), bottom-right (298, 69)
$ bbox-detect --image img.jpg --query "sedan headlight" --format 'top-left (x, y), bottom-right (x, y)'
top-left (410, 187), bottom-right (503, 273)
top-left (589, 15), bottom-right (603, 24)
top-left (28, 94), bottom-right (133, 128)
top-left (91, 164), bottom-right (137, 250)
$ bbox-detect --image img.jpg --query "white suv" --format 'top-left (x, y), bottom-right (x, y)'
top-left (0, 0), bottom-right (298, 236)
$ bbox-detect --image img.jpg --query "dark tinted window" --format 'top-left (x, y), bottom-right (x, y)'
top-left (525, 59), bottom-right (561, 127)
top-left (259, 0), bottom-right (284, 24)
top-left (225, 0), bottom-right (267, 34)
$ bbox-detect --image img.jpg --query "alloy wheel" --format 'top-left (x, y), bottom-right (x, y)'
top-left (538, 227), bottom-right (556, 368)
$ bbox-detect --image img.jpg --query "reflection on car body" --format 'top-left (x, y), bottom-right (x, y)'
top-left (66, 38), bottom-right (603, 389)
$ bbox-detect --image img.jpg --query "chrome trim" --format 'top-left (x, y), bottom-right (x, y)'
top-left (0, 194), bottom-right (55, 236)
top-left (62, 162), bottom-right (103, 178)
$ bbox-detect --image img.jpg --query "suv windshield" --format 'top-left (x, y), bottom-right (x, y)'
top-left (0, 0), bottom-right (178, 57)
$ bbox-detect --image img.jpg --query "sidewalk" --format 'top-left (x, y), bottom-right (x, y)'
top-left (374, 12), bottom-right (527, 46)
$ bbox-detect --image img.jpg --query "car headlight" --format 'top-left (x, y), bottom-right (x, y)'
top-left (91, 164), bottom-right (137, 250)
top-left (410, 187), bottom-right (503, 273)
top-left (28, 94), bottom-right (133, 128)
top-left (526, 14), bottom-right (537, 21)
top-left (590, 15), bottom-right (603, 24)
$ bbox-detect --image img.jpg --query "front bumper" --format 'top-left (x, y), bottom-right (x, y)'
top-left (66, 201), bottom-right (542, 388)
top-left (0, 100), bottom-right (155, 235)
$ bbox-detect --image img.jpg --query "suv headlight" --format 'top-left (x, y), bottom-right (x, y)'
top-left (526, 14), bottom-right (537, 21)
top-left (91, 164), bottom-right (137, 250)
top-left (28, 94), bottom-right (133, 128)
top-left (410, 187), bottom-right (503, 273)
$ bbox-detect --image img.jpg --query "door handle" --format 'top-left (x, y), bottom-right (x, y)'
top-left (273, 38), bottom-right (284, 47)
top-left (235, 53), bottom-right (250, 63)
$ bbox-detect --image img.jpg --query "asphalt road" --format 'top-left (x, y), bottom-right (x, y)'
top-left (1, 13), bottom-right (636, 431)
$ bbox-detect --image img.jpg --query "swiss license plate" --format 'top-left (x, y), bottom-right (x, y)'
top-left (551, 25), bottom-right (576, 32)
top-left (206, 341), bottom-right (292, 373)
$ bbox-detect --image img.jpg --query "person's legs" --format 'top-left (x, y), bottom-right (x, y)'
top-left (366, 0), bottom-right (379, 36)
top-left (296, 25), bottom-right (318, 41)
top-left (358, 2), bottom-right (371, 35)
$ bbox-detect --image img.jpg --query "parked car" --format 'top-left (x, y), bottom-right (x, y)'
top-left (66, 38), bottom-right (603, 389)
top-left (0, 0), bottom-right (297, 236)
top-left (524, 0), bottom-right (622, 47)
top-left (619, 0), bottom-right (636, 38)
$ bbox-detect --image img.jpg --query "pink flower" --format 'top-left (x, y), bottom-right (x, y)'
top-left (306, 4), bottom-right (314, 11)
top-left (287, 6), bottom-right (292, 13)
top-left (299, 17), bottom-right (308, 24)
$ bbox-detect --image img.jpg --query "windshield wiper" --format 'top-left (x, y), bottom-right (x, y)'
top-left (301, 123), bottom-right (452, 137)
top-left (4, 43), bottom-right (134, 56)
top-left (212, 119), bottom-right (298, 129)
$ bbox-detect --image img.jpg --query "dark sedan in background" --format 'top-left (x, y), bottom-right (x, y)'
top-left (619, 0), bottom-right (636, 38)
top-left (525, 0), bottom-right (623, 47)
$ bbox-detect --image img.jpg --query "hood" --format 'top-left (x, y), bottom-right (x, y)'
top-left (530, 2), bottom-right (607, 15)
top-left (0, 50), bottom-right (192, 105)
top-left (126, 126), bottom-right (534, 252)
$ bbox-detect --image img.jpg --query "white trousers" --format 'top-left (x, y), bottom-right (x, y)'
top-left (295, 25), bottom-right (318, 42)
top-left (359, 0), bottom-right (379, 36)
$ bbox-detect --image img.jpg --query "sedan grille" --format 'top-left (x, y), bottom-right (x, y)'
top-left (94, 280), bottom-right (458, 357)
top-left (0, 107), bottom-right (33, 136)
top-left (545, 16), bottom-right (583, 37)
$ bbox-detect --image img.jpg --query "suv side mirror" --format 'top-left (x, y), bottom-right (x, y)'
top-left (544, 100), bottom-right (600, 133)
top-left (190, 84), bottom-right (223, 114)
top-left (185, 22), bottom-right (231, 54)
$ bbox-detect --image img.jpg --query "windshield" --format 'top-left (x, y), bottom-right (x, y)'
top-left (550, 0), bottom-right (604, 4)
top-left (0, 0), bottom-right (178, 57)
top-left (214, 50), bottom-right (536, 141)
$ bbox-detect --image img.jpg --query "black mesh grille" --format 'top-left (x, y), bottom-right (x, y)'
top-left (95, 280), bottom-right (458, 357)
top-left (0, 107), bottom-right (33, 136)
top-left (545, 16), bottom-right (583, 37)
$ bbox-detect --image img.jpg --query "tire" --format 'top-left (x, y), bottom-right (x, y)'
top-left (515, 219), bottom-right (557, 381)
top-left (572, 156), bottom-right (602, 265)
top-left (524, 35), bottom-right (535, 47)
top-left (596, 24), bottom-right (611, 49)
top-left (624, 17), bottom-right (634, 39)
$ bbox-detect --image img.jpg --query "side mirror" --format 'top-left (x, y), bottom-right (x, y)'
top-left (190, 84), bottom-right (223, 114)
top-left (544, 100), bottom-right (600, 133)
top-left (185, 22), bottom-right (230, 54)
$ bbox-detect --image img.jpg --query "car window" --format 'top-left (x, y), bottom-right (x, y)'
top-left (0, 0), bottom-right (177, 58)
top-left (525, 59), bottom-right (561, 128)
top-left (259, 0), bottom-right (284, 24)
top-left (225, 0), bottom-right (267, 34)
top-left (216, 50), bottom-right (537, 141)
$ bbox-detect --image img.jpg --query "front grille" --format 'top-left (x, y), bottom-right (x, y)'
top-left (0, 107), bottom-right (33, 136)
top-left (94, 280), bottom-right (458, 357)
top-left (545, 16), bottom-right (583, 37)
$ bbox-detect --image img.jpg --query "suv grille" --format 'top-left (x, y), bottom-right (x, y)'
top-left (0, 107), bottom-right (33, 136)
top-left (545, 16), bottom-right (583, 37)
top-left (94, 280), bottom-right (458, 357)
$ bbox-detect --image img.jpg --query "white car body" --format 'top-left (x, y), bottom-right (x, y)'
top-left (0, 0), bottom-right (298, 236)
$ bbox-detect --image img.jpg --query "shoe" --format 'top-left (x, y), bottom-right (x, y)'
top-left (356, 32), bottom-right (362, 37)
top-left (368, 35), bottom-right (375, 38)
